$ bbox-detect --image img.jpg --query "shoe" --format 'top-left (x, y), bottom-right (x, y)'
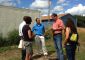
top-left (44, 53), bottom-right (48, 56)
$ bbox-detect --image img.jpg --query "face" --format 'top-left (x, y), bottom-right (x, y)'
top-left (36, 18), bottom-right (40, 24)
top-left (51, 15), bottom-right (57, 21)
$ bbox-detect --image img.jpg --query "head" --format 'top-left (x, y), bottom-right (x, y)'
top-left (23, 16), bottom-right (32, 24)
top-left (51, 13), bottom-right (58, 21)
top-left (36, 18), bottom-right (41, 24)
top-left (66, 18), bottom-right (77, 33)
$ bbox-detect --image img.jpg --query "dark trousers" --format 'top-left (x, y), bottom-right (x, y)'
top-left (66, 44), bottom-right (76, 60)
top-left (22, 49), bottom-right (26, 60)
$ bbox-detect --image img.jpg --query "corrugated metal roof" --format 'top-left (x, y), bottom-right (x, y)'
top-left (41, 14), bottom-right (66, 20)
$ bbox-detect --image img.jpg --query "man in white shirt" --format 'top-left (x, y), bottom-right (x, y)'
top-left (19, 21), bottom-right (26, 37)
top-left (19, 17), bottom-right (26, 60)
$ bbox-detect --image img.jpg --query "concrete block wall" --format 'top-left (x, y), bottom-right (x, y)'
top-left (0, 5), bottom-right (40, 37)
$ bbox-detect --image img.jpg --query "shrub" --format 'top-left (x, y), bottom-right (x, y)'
top-left (7, 29), bottom-right (20, 46)
top-left (0, 29), bottom-right (20, 47)
top-left (0, 33), bottom-right (7, 47)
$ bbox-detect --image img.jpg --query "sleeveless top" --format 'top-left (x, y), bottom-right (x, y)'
top-left (22, 24), bottom-right (32, 41)
top-left (67, 31), bottom-right (78, 45)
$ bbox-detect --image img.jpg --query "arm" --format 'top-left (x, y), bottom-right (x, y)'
top-left (43, 25), bottom-right (45, 33)
top-left (56, 20), bottom-right (65, 30)
top-left (63, 27), bottom-right (70, 45)
top-left (28, 29), bottom-right (32, 39)
top-left (19, 25), bottom-right (21, 36)
top-left (32, 26), bottom-right (35, 32)
top-left (28, 29), bottom-right (35, 39)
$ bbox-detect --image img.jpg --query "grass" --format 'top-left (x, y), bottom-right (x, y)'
top-left (0, 27), bottom-right (85, 60)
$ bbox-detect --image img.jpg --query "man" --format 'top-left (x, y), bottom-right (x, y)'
top-left (32, 18), bottom-right (48, 56)
top-left (19, 16), bottom-right (26, 60)
top-left (51, 13), bottom-right (64, 60)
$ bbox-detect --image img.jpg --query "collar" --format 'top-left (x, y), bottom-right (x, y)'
top-left (36, 23), bottom-right (42, 26)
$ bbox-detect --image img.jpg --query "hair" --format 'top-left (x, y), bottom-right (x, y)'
top-left (52, 13), bottom-right (58, 17)
top-left (35, 18), bottom-right (40, 22)
top-left (23, 16), bottom-right (32, 24)
top-left (66, 18), bottom-right (77, 33)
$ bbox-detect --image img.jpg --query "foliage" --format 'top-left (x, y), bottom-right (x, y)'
top-left (0, 29), bottom-right (19, 47)
top-left (74, 15), bottom-right (85, 27)
top-left (7, 29), bottom-right (20, 46)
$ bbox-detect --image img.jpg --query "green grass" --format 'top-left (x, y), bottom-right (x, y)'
top-left (0, 46), bottom-right (17, 53)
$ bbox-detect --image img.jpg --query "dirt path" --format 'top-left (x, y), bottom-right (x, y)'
top-left (0, 49), bottom-right (57, 60)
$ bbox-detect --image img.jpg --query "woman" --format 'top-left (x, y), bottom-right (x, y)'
top-left (22, 16), bottom-right (34, 60)
top-left (63, 18), bottom-right (79, 60)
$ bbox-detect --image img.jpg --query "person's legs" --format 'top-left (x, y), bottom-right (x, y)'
top-left (35, 35), bottom-right (42, 54)
top-left (53, 36), bottom-right (59, 59)
top-left (22, 49), bottom-right (26, 60)
top-left (53, 34), bottom-right (64, 60)
top-left (24, 41), bottom-right (33, 60)
top-left (40, 36), bottom-right (48, 55)
top-left (66, 45), bottom-right (76, 60)
top-left (72, 45), bottom-right (76, 60)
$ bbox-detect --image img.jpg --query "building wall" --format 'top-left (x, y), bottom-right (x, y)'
top-left (0, 5), bottom-right (40, 37)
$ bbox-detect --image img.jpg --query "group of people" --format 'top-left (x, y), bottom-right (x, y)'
top-left (19, 13), bottom-right (79, 60)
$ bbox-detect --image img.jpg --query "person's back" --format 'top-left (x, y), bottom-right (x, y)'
top-left (22, 24), bottom-right (32, 41)
top-left (19, 21), bottom-right (26, 37)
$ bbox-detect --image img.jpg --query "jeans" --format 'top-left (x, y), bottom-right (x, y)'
top-left (66, 44), bottom-right (76, 60)
top-left (53, 34), bottom-right (64, 60)
top-left (22, 49), bottom-right (26, 60)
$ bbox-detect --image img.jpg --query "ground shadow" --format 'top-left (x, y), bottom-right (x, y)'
top-left (48, 50), bottom-right (55, 56)
top-left (48, 57), bottom-right (58, 60)
top-left (32, 54), bottom-right (42, 59)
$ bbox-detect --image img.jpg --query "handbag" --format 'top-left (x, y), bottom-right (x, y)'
top-left (18, 39), bottom-right (24, 48)
top-left (70, 33), bottom-right (77, 42)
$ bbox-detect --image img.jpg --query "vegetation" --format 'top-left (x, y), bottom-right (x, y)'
top-left (74, 15), bottom-right (85, 27)
top-left (0, 29), bottom-right (19, 47)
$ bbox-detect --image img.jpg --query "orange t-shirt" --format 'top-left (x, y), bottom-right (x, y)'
top-left (52, 18), bottom-right (64, 34)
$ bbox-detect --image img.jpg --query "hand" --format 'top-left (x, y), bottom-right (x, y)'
top-left (63, 41), bottom-right (67, 48)
top-left (63, 43), bottom-right (66, 48)
top-left (77, 42), bottom-right (80, 46)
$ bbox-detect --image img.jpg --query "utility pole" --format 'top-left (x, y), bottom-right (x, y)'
top-left (48, 0), bottom-right (51, 21)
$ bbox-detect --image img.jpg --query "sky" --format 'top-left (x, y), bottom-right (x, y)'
top-left (0, 0), bottom-right (85, 16)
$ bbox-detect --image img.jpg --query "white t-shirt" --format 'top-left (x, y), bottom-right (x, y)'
top-left (19, 21), bottom-right (26, 36)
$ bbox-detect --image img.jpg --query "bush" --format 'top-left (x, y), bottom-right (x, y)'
top-left (0, 33), bottom-right (7, 47)
top-left (0, 29), bottom-right (20, 47)
top-left (7, 29), bottom-right (20, 46)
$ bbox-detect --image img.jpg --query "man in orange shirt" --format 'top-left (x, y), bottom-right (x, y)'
top-left (51, 13), bottom-right (64, 60)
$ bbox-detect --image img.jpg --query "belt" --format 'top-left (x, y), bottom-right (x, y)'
top-left (53, 33), bottom-right (62, 35)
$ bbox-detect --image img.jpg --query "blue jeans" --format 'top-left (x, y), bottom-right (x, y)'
top-left (66, 44), bottom-right (76, 60)
top-left (22, 49), bottom-right (26, 60)
top-left (53, 34), bottom-right (64, 60)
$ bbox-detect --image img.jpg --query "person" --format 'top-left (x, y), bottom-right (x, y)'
top-left (19, 16), bottom-right (27, 60)
top-left (32, 18), bottom-right (48, 56)
top-left (51, 13), bottom-right (64, 60)
top-left (63, 18), bottom-right (79, 60)
top-left (22, 16), bottom-right (34, 60)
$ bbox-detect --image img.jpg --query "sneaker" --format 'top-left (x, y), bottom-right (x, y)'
top-left (44, 53), bottom-right (48, 56)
